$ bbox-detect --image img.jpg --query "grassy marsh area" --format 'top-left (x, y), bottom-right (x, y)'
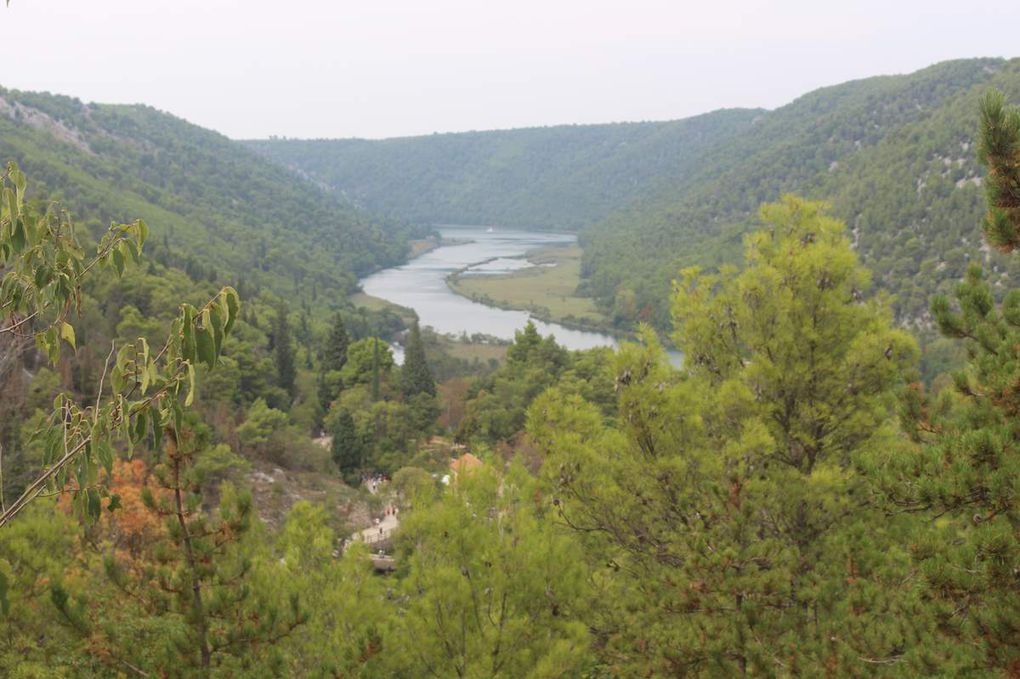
top-left (447, 245), bottom-right (612, 332)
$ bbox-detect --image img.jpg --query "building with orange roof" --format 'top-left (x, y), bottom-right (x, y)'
top-left (449, 452), bottom-right (483, 481)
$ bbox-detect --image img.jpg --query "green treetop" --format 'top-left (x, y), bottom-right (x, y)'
top-left (400, 320), bottom-right (435, 398)
top-left (387, 464), bottom-right (592, 677)
top-left (330, 409), bottom-right (364, 485)
top-left (324, 313), bottom-right (350, 373)
top-left (272, 304), bottom-right (296, 398)
top-left (533, 196), bottom-right (920, 676)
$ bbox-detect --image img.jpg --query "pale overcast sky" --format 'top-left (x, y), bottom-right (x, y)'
top-left (2, 0), bottom-right (1019, 139)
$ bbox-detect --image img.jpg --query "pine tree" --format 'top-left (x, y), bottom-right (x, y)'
top-left (273, 304), bottom-right (296, 398)
top-left (331, 410), bottom-right (363, 485)
top-left (51, 432), bottom-right (306, 674)
top-left (533, 197), bottom-right (920, 676)
top-left (318, 314), bottom-right (351, 412)
top-left (324, 313), bottom-right (350, 374)
top-left (388, 464), bottom-right (592, 676)
top-left (400, 320), bottom-right (435, 398)
top-left (877, 90), bottom-right (1020, 673)
top-left (978, 90), bottom-right (1020, 251)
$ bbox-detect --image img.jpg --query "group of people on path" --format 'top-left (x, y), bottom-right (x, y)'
top-left (363, 473), bottom-right (388, 495)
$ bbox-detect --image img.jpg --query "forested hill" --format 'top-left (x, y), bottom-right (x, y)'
top-left (583, 58), bottom-right (1020, 328)
top-left (0, 88), bottom-right (418, 304)
top-left (247, 58), bottom-right (1020, 331)
top-left (243, 109), bottom-right (762, 230)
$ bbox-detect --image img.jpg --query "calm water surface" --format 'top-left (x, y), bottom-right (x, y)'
top-left (360, 226), bottom-right (620, 352)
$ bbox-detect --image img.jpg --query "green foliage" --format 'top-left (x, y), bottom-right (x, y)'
top-left (53, 469), bottom-right (305, 676)
top-left (0, 163), bottom-right (241, 528)
top-left (272, 304), bottom-right (296, 398)
top-left (236, 398), bottom-right (289, 451)
top-left (872, 96), bottom-right (1020, 672)
top-left (400, 320), bottom-right (435, 398)
top-left (1, 160), bottom-right (147, 360)
top-left (533, 199), bottom-right (920, 675)
top-left (673, 196), bottom-right (919, 468)
top-left (330, 409), bottom-right (363, 484)
top-left (247, 110), bottom-right (759, 231)
top-left (323, 312), bottom-right (350, 374)
top-left (458, 322), bottom-right (612, 444)
top-left (977, 89), bottom-right (1020, 251)
top-left (391, 466), bottom-right (437, 506)
top-left (0, 506), bottom-right (81, 676)
top-left (12, 53), bottom-right (1020, 679)
top-left (388, 464), bottom-right (593, 677)
top-left (341, 337), bottom-right (395, 389)
top-left (318, 312), bottom-right (350, 410)
top-left (271, 502), bottom-right (390, 677)
top-left (581, 58), bottom-right (1020, 329)
top-left (0, 87), bottom-right (420, 308)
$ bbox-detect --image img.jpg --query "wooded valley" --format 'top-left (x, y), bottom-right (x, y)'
top-left (3, 53), bottom-right (1020, 678)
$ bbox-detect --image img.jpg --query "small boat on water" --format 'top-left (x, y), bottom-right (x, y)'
top-left (485, 226), bottom-right (495, 233)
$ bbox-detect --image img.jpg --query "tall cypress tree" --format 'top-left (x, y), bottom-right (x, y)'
top-left (331, 410), bottom-right (363, 485)
top-left (324, 313), bottom-right (350, 374)
top-left (318, 314), bottom-right (351, 411)
top-left (401, 320), bottom-right (435, 398)
top-left (273, 304), bottom-right (296, 398)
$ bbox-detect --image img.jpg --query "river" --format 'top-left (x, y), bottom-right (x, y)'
top-left (360, 226), bottom-right (621, 352)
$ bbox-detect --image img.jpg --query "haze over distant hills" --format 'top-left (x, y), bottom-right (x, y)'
top-left (244, 110), bottom-right (762, 231)
top-left (249, 57), bottom-right (1020, 329)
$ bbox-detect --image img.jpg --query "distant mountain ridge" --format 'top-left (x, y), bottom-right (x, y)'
top-left (0, 88), bottom-right (419, 305)
top-left (247, 57), bottom-right (1020, 328)
top-left (244, 109), bottom-right (762, 230)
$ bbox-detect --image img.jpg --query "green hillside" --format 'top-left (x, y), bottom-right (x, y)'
top-left (244, 109), bottom-right (761, 230)
top-left (0, 88), bottom-right (419, 304)
top-left (248, 58), bottom-right (1020, 330)
top-left (582, 58), bottom-right (1020, 327)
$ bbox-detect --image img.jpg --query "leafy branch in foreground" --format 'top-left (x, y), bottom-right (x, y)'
top-left (0, 161), bottom-right (240, 527)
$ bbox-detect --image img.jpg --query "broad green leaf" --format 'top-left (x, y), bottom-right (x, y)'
top-left (97, 441), bottom-right (114, 477)
top-left (111, 246), bottom-right (125, 276)
top-left (196, 310), bottom-right (216, 369)
top-left (60, 321), bottom-right (76, 350)
top-left (210, 306), bottom-right (224, 356)
top-left (136, 219), bottom-right (148, 253)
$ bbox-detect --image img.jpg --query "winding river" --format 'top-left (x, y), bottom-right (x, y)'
top-left (360, 226), bottom-right (620, 352)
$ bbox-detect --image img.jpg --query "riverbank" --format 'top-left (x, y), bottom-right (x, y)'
top-left (349, 291), bottom-right (418, 324)
top-left (409, 235), bottom-right (472, 258)
top-left (349, 292), bottom-right (509, 365)
top-left (352, 234), bottom-right (472, 321)
top-left (446, 245), bottom-right (617, 335)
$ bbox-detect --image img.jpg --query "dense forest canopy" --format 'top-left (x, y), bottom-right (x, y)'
top-left (0, 87), bottom-right (423, 306)
top-left (250, 58), bottom-right (1020, 332)
top-left (244, 109), bottom-right (761, 230)
top-left (583, 58), bottom-right (1020, 328)
top-left (6, 41), bottom-right (1020, 678)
